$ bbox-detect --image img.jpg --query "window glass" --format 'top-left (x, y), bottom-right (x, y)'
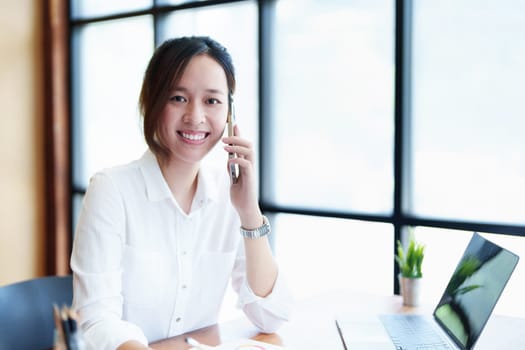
top-left (72, 16), bottom-right (153, 189)
top-left (271, 0), bottom-right (394, 214)
top-left (274, 214), bottom-right (393, 299)
top-left (411, 0), bottom-right (525, 225)
top-left (159, 1), bottom-right (259, 171)
top-left (70, 0), bottom-right (152, 19)
top-left (413, 227), bottom-right (525, 317)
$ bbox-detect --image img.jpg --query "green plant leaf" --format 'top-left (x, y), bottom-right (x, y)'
top-left (395, 235), bottom-right (425, 278)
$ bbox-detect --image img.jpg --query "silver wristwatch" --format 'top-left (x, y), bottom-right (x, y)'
top-left (240, 215), bottom-right (271, 239)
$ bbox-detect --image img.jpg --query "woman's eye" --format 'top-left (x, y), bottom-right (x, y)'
top-left (169, 95), bottom-right (186, 103)
top-left (206, 98), bottom-right (220, 105)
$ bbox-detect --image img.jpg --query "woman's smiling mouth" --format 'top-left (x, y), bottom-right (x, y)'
top-left (178, 131), bottom-right (209, 143)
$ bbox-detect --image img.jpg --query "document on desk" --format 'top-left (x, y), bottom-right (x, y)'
top-left (190, 338), bottom-right (288, 350)
top-left (335, 313), bottom-right (394, 350)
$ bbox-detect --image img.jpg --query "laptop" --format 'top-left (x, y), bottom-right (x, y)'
top-left (336, 232), bottom-right (520, 350)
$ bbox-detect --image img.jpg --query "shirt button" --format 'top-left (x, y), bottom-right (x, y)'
top-left (176, 317), bottom-right (181, 322)
top-left (182, 251), bottom-right (187, 256)
top-left (182, 284), bottom-right (187, 289)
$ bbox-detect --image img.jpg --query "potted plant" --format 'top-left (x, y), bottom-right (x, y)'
top-left (395, 230), bottom-right (425, 306)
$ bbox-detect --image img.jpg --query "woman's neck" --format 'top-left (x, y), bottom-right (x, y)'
top-left (158, 157), bottom-right (200, 214)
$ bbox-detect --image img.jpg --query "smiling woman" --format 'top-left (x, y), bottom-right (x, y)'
top-left (140, 38), bottom-right (234, 165)
top-left (70, 37), bottom-right (293, 350)
top-left (158, 55), bottom-right (230, 166)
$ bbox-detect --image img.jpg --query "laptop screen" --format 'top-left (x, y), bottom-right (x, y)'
top-left (433, 233), bottom-right (519, 350)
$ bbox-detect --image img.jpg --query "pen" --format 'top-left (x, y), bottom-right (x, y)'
top-left (185, 336), bottom-right (211, 349)
top-left (67, 308), bottom-right (83, 350)
top-left (61, 306), bottom-right (72, 350)
top-left (53, 304), bottom-right (66, 348)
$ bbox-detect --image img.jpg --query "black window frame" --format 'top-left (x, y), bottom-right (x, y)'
top-left (68, 0), bottom-right (525, 293)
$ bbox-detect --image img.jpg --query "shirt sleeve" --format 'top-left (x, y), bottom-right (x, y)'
top-left (231, 240), bottom-right (294, 334)
top-left (70, 172), bottom-right (149, 350)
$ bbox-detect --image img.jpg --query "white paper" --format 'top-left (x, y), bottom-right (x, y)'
top-left (191, 338), bottom-right (288, 350)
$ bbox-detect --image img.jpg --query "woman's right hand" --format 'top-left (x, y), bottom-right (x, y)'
top-left (117, 340), bottom-right (155, 350)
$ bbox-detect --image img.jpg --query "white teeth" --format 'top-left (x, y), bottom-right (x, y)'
top-left (181, 132), bottom-right (206, 141)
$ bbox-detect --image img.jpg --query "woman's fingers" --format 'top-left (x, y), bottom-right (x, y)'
top-left (224, 143), bottom-right (253, 160)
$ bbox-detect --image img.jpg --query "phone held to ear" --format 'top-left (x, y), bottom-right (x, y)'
top-left (227, 97), bottom-right (239, 184)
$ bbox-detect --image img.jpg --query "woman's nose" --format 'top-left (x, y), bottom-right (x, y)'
top-left (183, 102), bottom-right (205, 124)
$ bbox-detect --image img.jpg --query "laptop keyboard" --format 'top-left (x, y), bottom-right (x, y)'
top-left (379, 314), bottom-right (453, 350)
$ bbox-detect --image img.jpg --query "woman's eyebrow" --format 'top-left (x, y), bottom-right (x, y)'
top-left (171, 86), bottom-right (226, 95)
top-left (205, 88), bottom-right (226, 95)
top-left (170, 87), bottom-right (188, 94)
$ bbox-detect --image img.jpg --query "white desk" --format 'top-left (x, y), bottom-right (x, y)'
top-left (151, 290), bottom-right (525, 349)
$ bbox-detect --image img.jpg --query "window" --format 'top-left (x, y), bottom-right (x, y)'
top-left (410, 0), bottom-right (525, 225)
top-left (267, 0), bottom-right (395, 300)
top-left (72, 16), bottom-right (153, 189)
top-left (71, 16), bottom-right (153, 229)
top-left (70, 0), bottom-right (152, 19)
top-left (269, 0), bottom-right (394, 214)
top-left (67, 0), bottom-right (525, 317)
top-left (275, 214), bottom-right (393, 299)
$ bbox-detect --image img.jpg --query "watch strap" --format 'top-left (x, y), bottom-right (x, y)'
top-left (240, 215), bottom-right (271, 239)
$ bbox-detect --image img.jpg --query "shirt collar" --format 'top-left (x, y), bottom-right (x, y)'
top-left (194, 160), bottom-right (220, 206)
top-left (138, 149), bottom-right (220, 204)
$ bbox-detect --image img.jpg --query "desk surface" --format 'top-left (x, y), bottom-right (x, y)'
top-left (151, 290), bottom-right (525, 349)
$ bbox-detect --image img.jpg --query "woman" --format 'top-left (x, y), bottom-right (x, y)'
top-left (71, 36), bottom-right (292, 350)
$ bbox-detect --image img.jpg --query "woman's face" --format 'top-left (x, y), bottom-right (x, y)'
top-left (159, 54), bottom-right (229, 165)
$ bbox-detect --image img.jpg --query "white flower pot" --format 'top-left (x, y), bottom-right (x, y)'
top-left (398, 274), bottom-right (422, 307)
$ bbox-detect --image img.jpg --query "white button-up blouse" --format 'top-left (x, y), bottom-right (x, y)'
top-left (70, 150), bottom-right (292, 350)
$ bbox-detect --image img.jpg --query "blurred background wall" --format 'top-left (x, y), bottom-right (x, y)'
top-left (0, 0), bottom-right (45, 284)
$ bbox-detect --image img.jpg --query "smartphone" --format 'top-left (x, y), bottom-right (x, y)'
top-left (227, 96), bottom-right (239, 184)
